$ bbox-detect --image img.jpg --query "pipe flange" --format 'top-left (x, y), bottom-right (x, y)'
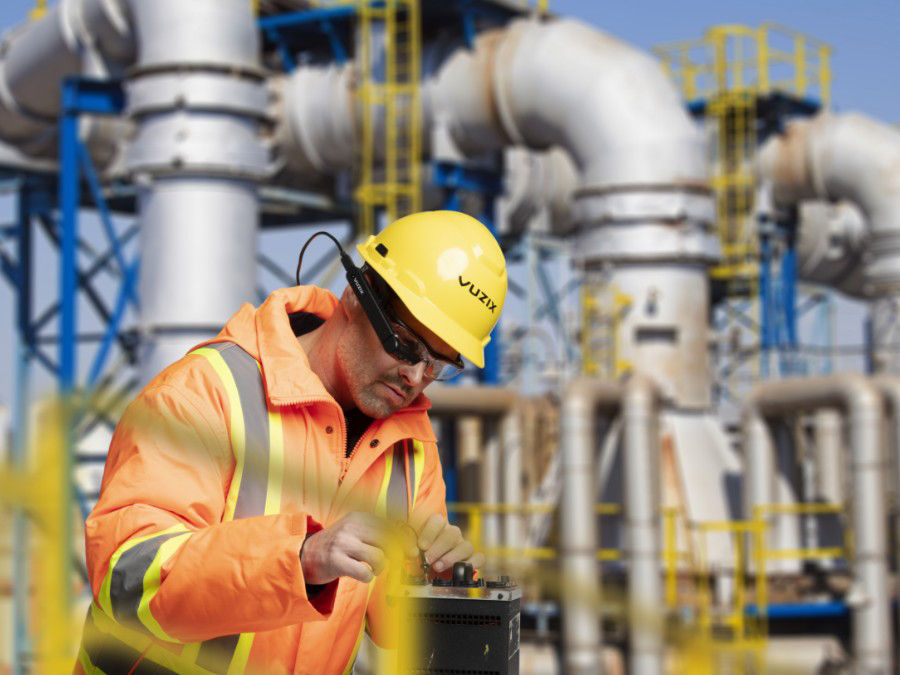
top-left (574, 222), bottom-right (721, 265)
top-left (125, 114), bottom-right (269, 181)
top-left (126, 71), bottom-right (269, 120)
top-left (573, 185), bottom-right (715, 226)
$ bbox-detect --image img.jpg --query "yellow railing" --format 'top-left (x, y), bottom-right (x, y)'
top-left (654, 24), bottom-right (831, 295)
top-left (355, 0), bottom-right (422, 236)
top-left (662, 501), bottom-right (848, 665)
top-left (751, 502), bottom-right (848, 632)
top-left (0, 401), bottom-right (79, 672)
top-left (29, 0), bottom-right (47, 20)
top-left (447, 502), bottom-right (622, 561)
top-left (581, 279), bottom-right (632, 377)
top-left (654, 23), bottom-right (831, 104)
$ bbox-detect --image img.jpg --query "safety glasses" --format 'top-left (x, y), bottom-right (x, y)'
top-left (363, 268), bottom-right (464, 381)
top-left (381, 302), bottom-right (465, 381)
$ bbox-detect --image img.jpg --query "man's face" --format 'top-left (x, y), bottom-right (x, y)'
top-left (336, 292), bottom-right (458, 418)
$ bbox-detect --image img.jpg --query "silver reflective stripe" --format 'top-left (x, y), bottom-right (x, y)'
top-left (109, 532), bottom-right (186, 628)
top-left (213, 343), bottom-right (270, 519)
top-left (196, 342), bottom-right (270, 672)
top-left (386, 441), bottom-right (409, 521)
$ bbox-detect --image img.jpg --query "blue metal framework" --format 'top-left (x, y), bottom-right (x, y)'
top-left (2, 76), bottom-right (133, 673)
top-left (758, 219), bottom-right (798, 378)
top-left (257, 0), bottom-right (525, 65)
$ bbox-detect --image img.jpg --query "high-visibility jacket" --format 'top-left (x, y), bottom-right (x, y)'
top-left (74, 286), bottom-right (447, 675)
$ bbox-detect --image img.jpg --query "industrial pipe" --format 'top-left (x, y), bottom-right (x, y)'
top-left (793, 201), bottom-right (868, 298)
top-left (122, 0), bottom-right (268, 382)
top-left (758, 113), bottom-right (900, 373)
top-left (621, 375), bottom-right (663, 675)
top-left (559, 379), bottom-right (618, 675)
top-left (812, 409), bottom-right (843, 505)
top-left (425, 387), bottom-right (522, 555)
top-left (0, 0), bottom-right (134, 157)
top-left (742, 375), bottom-right (892, 673)
top-left (871, 376), bottom-right (900, 586)
top-left (456, 416), bottom-right (482, 502)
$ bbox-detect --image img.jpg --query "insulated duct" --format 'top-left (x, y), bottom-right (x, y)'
top-left (742, 375), bottom-right (892, 673)
top-left (122, 0), bottom-right (268, 382)
top-left (758, 112), bottom-right (900, 373)
top-left (0, 0), bottom-right (133, 158)
top-left (794, 200), bottom-right (867, 298)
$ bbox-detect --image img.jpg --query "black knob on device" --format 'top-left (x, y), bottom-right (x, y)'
top-left (452, 561), bottom-right (474, 586)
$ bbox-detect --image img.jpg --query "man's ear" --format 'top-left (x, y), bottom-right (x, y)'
top-left (340, 285), bottom-right (358, 317)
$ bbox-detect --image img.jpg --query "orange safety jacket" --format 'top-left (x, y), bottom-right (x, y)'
top-left (74, 286), bottom-right (448, 675)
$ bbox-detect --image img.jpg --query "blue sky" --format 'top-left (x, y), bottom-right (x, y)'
top-left (0, 0), bottom-right (895, 409)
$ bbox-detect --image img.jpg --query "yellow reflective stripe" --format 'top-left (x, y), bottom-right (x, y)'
top-left (137, 532), bottom-right (192, 642)
top-left (181, 642), bottom-right (201, 663)
top-left (78, 645), bottom-right (104, 674)
top-left (226, 633), bottom-right (255, 675)
top-left (375, 449), bottom-right (394, 518)
top-left (98, 524), bottom-right (189, 619)
top-left (89, 603), bottom-right (219, 675)
top-left (264, 408), bottom-right (284, 515)
top-left (191, 347), bottom-right (246, 521)
top-left (411, 440), bottom-right (425, 510)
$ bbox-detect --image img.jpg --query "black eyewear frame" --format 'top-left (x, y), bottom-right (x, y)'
top-left (295, 232), bottom-right (464, 380)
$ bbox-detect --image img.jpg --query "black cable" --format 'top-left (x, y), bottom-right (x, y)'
top-left (295, 231), bottom-right (349, 286)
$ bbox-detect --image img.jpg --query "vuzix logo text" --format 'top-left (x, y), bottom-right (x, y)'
top-left (458, 276), bottom-right (497, 313)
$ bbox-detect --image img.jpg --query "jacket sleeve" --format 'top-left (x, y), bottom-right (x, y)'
top-left (85, 367), bottom-right (337, 643)
top-left (364, 439), bottom-right (447, 649)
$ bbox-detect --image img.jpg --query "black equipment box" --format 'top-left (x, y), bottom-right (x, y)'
top-left (396, 563), bottom-right (521, 674)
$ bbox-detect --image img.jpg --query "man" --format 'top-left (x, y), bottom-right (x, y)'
top-left (75, 211), bottom-right (508, 674)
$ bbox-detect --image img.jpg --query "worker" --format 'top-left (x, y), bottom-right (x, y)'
top-left (73, 211), bottom-right (508, 674)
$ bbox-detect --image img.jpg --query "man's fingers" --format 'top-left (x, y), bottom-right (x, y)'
top-left (348, 540), bottom-right (387, 577)
top-left (431, 538), bottom-right (474, 573)
top-left (423, 523), bottom-right (463, 567)
top-left (416, 513), bottom-right (446, 550)
top-left (337, 555), bottom-right (375, 583)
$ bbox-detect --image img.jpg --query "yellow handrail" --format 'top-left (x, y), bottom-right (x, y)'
top-left (751, 502), bottom-right (848, 633)
top-left (29, 0), bottom-right (47, 20)
top-left (446, 502), bottom-right (621, 562)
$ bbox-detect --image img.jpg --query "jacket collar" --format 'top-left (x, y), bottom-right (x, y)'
top-left (203, 286), bottom-right (436, 442)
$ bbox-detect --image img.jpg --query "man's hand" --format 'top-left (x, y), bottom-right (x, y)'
top-left (413, 513), bottom-right (485, 574)
top-left (300, 512), bottom-right (413, 585)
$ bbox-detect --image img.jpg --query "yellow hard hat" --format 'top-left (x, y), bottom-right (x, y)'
top-left (358, 211), bottom-right (507, 368)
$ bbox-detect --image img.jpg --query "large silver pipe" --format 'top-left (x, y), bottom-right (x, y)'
top-left (456, 416), bottom-right (482, 502)
top-left (758, 113), bottom-right (900, 373)
top-left (794, 201), bottom-right (868, 298)
top-left (0, 0), bottom-right (134, 156)
top-left (812, 409), bottom-right (843, 504)
top-left (621, 375), bottom-right (662, 675)
top-left (559, 378), bottom-right (620, 675)
top-left (742, 375), bottom-right (891, 673)
top-left (426, 387), bottom-right (521, 557)
top-left (123, 0), bottom-right (268, 382)
top-left (871, 376), bottom-right (900, 589)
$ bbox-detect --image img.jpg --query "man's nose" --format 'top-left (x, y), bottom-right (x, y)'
top-left (398, 360), bottom-right (427, 387)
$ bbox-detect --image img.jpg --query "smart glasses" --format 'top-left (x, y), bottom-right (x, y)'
top-left (296, 232), bottom-right (465, 381)
top-left (381, 302), bottom-right (464, 381)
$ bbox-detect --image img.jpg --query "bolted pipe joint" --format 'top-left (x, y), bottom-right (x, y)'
top-left (122, 0), bottom-right (269, 382)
